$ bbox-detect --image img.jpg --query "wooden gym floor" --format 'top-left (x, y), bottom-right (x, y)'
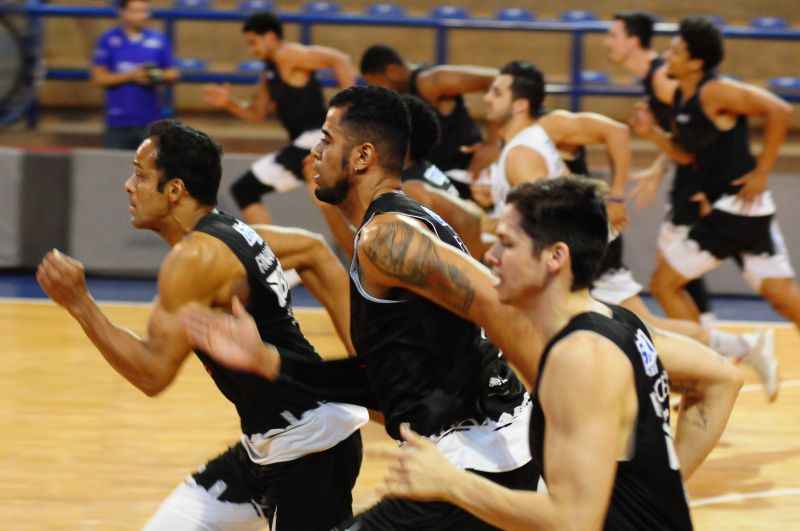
top-left (1, 299), bottom-right (798, 530)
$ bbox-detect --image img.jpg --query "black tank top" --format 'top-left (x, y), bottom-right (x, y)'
top-left (193, 211), bottom-right (322, 436)
top-left (672, 74), bottom-right (756, 203)
top-left (530, 305), bottom-right (693, 530)
top-left (264, 60), bottom-right (327, 141)
top-left (349, 192), bottom-right (527, 440)
top-left (410, 66), bottom-right (483, 172)
top-left (400, 160), bottom-right (458, 196)
top-left (644, 56), bottom-right (673, 131)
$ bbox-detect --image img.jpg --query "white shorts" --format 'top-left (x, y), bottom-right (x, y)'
top-left (658, 216), bottom-right (795, 292)
top-left (590, 268), bottom-right (643, 305)
top-left (250, 129), bottom-right (322, 193)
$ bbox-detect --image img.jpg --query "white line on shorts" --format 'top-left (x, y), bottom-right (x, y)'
top-left (690, 488), bottom-right (800, 507)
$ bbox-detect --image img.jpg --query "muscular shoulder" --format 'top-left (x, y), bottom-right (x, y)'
top-left (541, 330), bottom-right (633, 402)
top-left (158, 232), bottom-right (236, 311)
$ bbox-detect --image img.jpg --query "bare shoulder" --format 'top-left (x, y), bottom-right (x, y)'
top-left (158, 232), bottom-right (233, 310)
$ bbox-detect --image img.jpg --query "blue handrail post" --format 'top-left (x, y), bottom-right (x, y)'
top-left (25, 0), bottom-right (43, 128)
top-left (300, 23), bottom-right (312, 44)
top-left (163, 13), bottom-right (176, 114)
top-left (569, 28), bottom-right (584, 111)
top-left (435, 25), bottom-right (448, 65)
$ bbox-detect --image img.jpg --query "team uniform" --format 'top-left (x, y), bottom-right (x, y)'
top-left (644, 56), bottom-right (713, 313)
top-left (273, 193), bottom-right (537, 529)
top-left (400, 159), bottom-right (459, 197)
top-left (410, 66), bottom-right (484, 198)
top-left (230, 62), bottom-right (327, 209)
top-left (659, 74), bottom-right (795, 291)
top-left (530, 304), bottom-right (694, 530)
top-left (144, 211), bottom-right (368, 531)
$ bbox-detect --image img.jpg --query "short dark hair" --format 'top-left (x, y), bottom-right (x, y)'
top-left (147, 120), bottom-right (222, 206)
top-left (119, 0), bottom-right (148, 10)
top-left (679, 16), bottom-right (724, 72)
top-left (329, 86), bottom-right (410, 174)
top-left (500, 61), bottom-right (545, 118)
top-left (613, 12), bottom-right (656, 48)
top-left (506, 177), bottom-right (608, 291)
top-left (243, 12), bottom-right (283, 39)
top-left (400, 95), bottom-right (441, 162)
top-left (360, 44), bottom-right (405, 75)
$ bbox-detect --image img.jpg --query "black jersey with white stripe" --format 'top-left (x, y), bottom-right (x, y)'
top-left (349, 192), bottom-right (526, 440)
top-left (264, 60), bottom-right (326, 141)
top-left (400, 160), bottom-right (458, 196)
top-left (193, 210), bottom-right (323, 436)
top-left (562, 145), bottom-right (590, 177)
top-left (672, 74), bottom-right (756, 203)
top-left (529, 304), bottom-right (693, 530)
top-left (410, 66), bottom-right (483, 172)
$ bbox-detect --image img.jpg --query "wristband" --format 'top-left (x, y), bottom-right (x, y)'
top-left (607, 196), bottom-right (626, 204)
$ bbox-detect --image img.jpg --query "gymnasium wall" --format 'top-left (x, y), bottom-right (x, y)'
top-left (1, 147), bottom-right (798, 296)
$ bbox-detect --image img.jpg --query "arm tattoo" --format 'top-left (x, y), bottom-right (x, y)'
top-left (363, 221), bottom-right (476, 313)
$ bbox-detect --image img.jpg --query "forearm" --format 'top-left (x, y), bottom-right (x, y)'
top-left (161, 68), bottom-right (180, 84)
top-left (444, 469), bottom-right (559, 531)
top-left (605, 128), bottom-right (631, 196)
top-left (92, 70), bottom-right (133, 87)
top-left (674, 371), bottom-right (741, 479)
top-left (647, 129), bottom-right (694, 165)
top-left (222, 98), bottom-right (265, 123)
top-left (68, 298), bottom-right (167, 395)
top-left (756, 106), bottom-right (791, 175)
top-left (333, 61), bottom-right (357, 88)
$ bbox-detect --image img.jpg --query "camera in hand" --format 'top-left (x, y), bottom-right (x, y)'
top-left (143, 63), bottom-right (164, 84)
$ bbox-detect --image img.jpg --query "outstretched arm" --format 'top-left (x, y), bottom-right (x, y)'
top-left (254, 224), bottom-right (354, 354)
top-left (415, 65), bottom-right (498, 102)
top-left (282, 44), bottom-right (357, 88)
top-left (36, 238), bottom-right (226, 396)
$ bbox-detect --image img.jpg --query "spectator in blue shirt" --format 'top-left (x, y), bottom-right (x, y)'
top-left (91, 0), bottom-right (179, 150)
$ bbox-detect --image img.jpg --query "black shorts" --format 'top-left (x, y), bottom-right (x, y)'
top-left (193, 432), bottom-right (363, 530)
top-left (333, 459), bottom-right (539, 530)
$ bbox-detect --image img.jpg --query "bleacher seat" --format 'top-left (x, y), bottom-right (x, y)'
top-left (304, 1), bottom-right (340, 15)
top-left (430, 6), bottom-right (470, 19)
top-left (315, 68), bottom-right (336, 86)
top-left (238, 0), bottom-right (273, 13)
top-left (175, 58), bottom-right (208, 71)
top-left (750, 17), bottom-right (789, 30)
top-left (366, 3), bottom-right (407, 18)
top-left (579, 70), bottom-right (609, 85)
top-left (560, 10), bottom-right (597, 22)
top-left (769, 77), bottom-right (800, 93)
top-left (495, 8), bottom-right (536, 22)
top-left (238, 60), bottom-right (264, 72)
top-left (172, 0), bottom-right (212, 9)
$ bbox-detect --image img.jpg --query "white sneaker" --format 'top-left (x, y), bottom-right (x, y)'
top-left (741, 329), bottom-right (779, 402)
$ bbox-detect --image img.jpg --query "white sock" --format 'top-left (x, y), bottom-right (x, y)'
top-left (709, 330), bottom-right (750, 360)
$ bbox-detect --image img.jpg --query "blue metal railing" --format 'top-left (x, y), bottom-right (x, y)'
top-left (2, 0), bottom-right (799, 120)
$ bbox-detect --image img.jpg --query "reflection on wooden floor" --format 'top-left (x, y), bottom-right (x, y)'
top-left (1, 300), bottom-right (798, 530)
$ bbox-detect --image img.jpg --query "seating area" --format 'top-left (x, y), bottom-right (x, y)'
top-left (1, 0), bottom-right (798, 136)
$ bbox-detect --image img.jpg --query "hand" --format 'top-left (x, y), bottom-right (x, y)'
top-left (370, 424), bottom-right (462, 502)
top-left (689, 192), bottom-right (712, 218)
top-left (629, 156), bottom-right (668, 210)
top-left (36, 249), bottom-right (90, 311)
top-left (180, 297), bottom-right (280, 379)
top-left (732, 169), bottom-right (769, 209)
top-left (606, 201), bottom-right (628, 232)
top-left (463, 142), bottom-right (500, 181)
top-left (129, 66), bottom-right (151, 85)
top-left (628, 101), bottom-right (657, 139)
top-left (203, 83), bottom-right (232, 108)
